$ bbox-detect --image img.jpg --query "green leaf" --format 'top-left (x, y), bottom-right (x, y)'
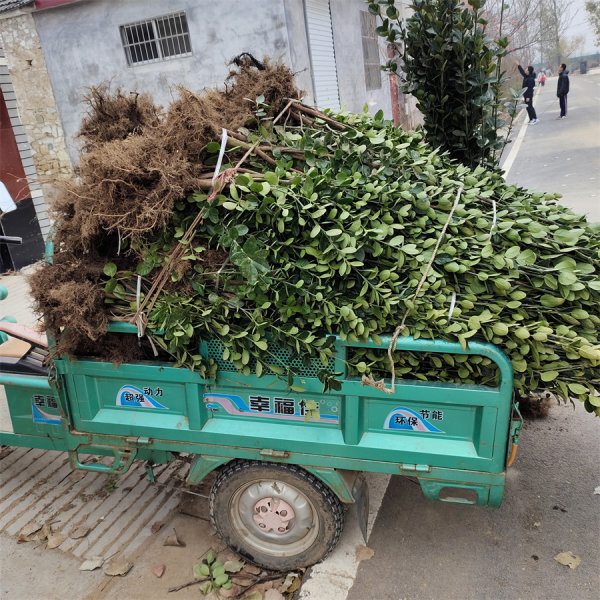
top-left (327, 229), bottom-right (343, 236)
top-left (290, 385), bottom-right (306, 393)
top-left (206, 550), bottom-right (216, 565)
top-left (540, 371), bottom-right (559, 382)
top-left (211, 565), bottom-right (225, 578)
top-left (199, 581), bottom-right (212, 595)
top-left (136, 262), bottom-right (153, 276)
top-left (194, 563), bottom-right (210, 578)
top-left (554, 228), bottom-right (584, 245)
top-left (492, 322), bottom-right (509, 336)
top-left (103, 262), bottom-right (117, 277)
top-left (205, 141), bottom-right (221, 153)
top-left (516, 249), bottom-right (536, 266)
top-left (558, 271), bottom-right (577, 286)
top-left (567, 382), bottom-right (588, 395)
top-left (540, 295), bottom-right (565, 308)
top-left (264, 172), bottom-right (279, 186)
top-left (400, 244), bottom-right (420, 255)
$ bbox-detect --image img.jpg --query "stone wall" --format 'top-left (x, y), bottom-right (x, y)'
top-left (0, 9), bottom-right (72, 211)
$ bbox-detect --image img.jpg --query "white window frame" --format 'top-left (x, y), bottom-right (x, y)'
top-left (120, 12), bottom-right (192, 67)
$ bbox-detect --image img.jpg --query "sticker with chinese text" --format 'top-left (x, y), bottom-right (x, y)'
top-left (31, 395), bottom-right (61, 425)
top-left (116, 385), bottom-right (167, 409)
top-left (384, 407), bottom-right (444, 433)
top-left (203, 393), bottom-right (338, 423)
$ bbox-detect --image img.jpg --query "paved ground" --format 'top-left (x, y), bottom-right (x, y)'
top-left (347, 404), bottom-right (599, 600)
top-left (502, 69), bottom-right (600, 222)
top-left (1, 70), bottom-right (599, 600)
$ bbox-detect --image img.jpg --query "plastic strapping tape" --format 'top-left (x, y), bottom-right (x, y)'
top-left (136, 275), bottom-right (143, 338)
top-left (448, 291), bottom-right (457, 321)
top-left (212, 128), bottom-right (228, 186)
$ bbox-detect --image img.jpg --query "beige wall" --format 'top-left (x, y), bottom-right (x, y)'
top-left (0, 9), bottom-right (72, 212)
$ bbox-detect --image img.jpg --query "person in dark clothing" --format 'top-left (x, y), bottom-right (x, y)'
top-left (515, 59), bottom-right (538, 124)
top-left (556, 63), bottom-right (570, 119)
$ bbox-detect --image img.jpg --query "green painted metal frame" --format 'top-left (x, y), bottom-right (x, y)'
top-left (0, 326), bottom-right (513, 507)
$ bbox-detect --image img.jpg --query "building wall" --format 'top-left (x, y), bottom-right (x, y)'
top-left (0, 13), bottom-right (66, 238)
top-left (282, 0), bottom-right (315, 106)
top-left (32, 0), bottom-right (298, 164)
top-left (330, 0), bottom-right (393, 118)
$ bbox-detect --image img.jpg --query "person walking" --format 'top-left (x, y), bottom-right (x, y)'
top-left (556, 63), bottom-right (570, 119)
top-left (515, 59), bottom-right (538, 124)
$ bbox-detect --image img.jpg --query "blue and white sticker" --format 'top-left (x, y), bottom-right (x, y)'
top-left (116, 385), bottom-right (168, 409)
top-left (384, 407), bottom-right (444, 433)
top-left (32, 402), bottom-right (61, 425)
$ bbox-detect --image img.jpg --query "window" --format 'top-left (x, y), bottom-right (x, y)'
top-left (360, 10), bottom-right (382, 90)
top-left (120, 12), bottom-right (192, 66)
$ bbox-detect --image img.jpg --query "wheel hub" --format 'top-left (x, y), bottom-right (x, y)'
top-left (253, 497), bottom-right (295, 534)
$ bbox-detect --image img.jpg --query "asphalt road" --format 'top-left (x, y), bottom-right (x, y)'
top-left (347, 404), bottom-right (599, 600)
top-left (502, 69), bottom-right (600, 222)
top-left (346, 70), bottom-right (600, 600)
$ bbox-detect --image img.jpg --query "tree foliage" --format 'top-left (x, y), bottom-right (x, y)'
top-left (97, 107), bottom-right (600, 416)
top-left (586, 0), bottom-right (600, 45)
top-left (367, 0), bottom-right (518, 170)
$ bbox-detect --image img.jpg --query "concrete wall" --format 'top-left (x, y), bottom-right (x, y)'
top-left (33, 0), bottom-right (297, 164)
top-left (0, 9), bottom-right (71, 238)
top-left (330, 0), bottom-right (393, 118)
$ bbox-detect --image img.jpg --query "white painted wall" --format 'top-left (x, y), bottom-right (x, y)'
top-left (330, 0), bottom-right (394, 118)
top-left (33, 0), bottom-right (296, 164)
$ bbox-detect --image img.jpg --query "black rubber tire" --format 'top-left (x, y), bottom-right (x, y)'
top-left (210, 460), bottom-right (344, 571)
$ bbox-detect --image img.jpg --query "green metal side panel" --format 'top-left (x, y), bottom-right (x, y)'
top-left (1, 334), bottom-right (513, 506)
top-left (51, 335), bottom-right (512, 473)
top-left (0, 375), bottom-right (66, 449)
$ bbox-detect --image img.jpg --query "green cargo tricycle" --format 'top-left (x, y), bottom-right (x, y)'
top-left (0, 272), bottom-right (522, 571)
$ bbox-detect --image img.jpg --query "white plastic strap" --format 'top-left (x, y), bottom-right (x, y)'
top-left (489, 199), bottom-right (497, 240)
top-left (136, 275), bottom-right (143, 338)
top-left (211, 128), bottom-right (228, 186)
top-left (117, 228), bottom-right (121, 256)
top-left (448, 291), bottom-right (457, 321)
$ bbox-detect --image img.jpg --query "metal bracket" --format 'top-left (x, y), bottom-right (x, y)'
top-left (259, 449), bottom-right (290, 458)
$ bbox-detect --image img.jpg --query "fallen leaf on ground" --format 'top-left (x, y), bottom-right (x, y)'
top-left (242, 564), bottom-right (261, 576)
top-left (224, 560), bottom-right (244, 573)
top-left (163, 528), bottom-right (185, 547)
top-left (594, 486), bottom-right (600, 495)
top-left (151, 521), bottom-right (164, 534)
top-left (152, 564), bottom-right (165, 578)
top-left (79, 556), bottom-right (104, 571)
top-left (243, 592), bottom-right (263, 600)
top-left (264, 590), bottom-right (285, 600)
top-left (554, 551), bottom-right (581, 569)
top-left (69, 471), bottom-right (86, 482)
top-left (218, 583), bottom-right (244, 598)
top-left (104, 555), bottom-right (133, 576)
top-left (70, 525), bottom-right (90, 539)
top-left (20, 522), bottom-right (42, 538)
top-left (355, 544), bottom-right (375, 562)
top-left (17, 534), bottom-right (32, 543)
top-left (38, 523), bottom-right (51, 541)
top-left (279, 572), bottom-right (301, 595)
top-left (46, 533), bottom-right (67, 549)
top-left (231, 576), bottom-right (257, 587)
